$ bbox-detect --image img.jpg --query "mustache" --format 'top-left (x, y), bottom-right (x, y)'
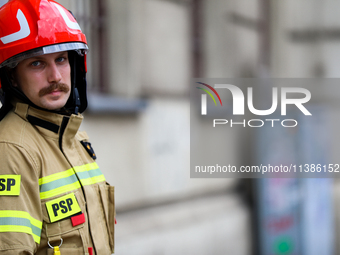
top-left (39, 83), bottom-right (70, 97)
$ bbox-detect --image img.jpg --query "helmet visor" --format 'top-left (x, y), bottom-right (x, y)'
top-left (0, 42), bottom-right (88, 68)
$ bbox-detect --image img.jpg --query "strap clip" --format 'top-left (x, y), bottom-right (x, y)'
top-left (48, 238), bottom-right (63, 252)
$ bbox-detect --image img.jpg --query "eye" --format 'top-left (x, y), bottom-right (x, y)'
top-left (56, 56), bottom-right (67, 63)
top-left (30, 61), bottom-right (42, 67)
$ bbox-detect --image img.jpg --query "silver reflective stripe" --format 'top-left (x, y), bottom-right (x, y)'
top-left (42, 42), bottom-right (88, 55)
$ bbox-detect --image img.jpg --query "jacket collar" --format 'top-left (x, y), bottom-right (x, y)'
top-left (14, 102), bottom-right (83, 140)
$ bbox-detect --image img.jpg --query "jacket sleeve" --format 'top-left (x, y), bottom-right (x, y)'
top-left (0, 142), bottom-right (42, 255)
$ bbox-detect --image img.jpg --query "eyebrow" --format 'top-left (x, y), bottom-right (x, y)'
top-left (29, 52), bottom-right (68, 61)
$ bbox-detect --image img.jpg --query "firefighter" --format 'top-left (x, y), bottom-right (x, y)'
top-left (0, 0), bottom-right (115, 254)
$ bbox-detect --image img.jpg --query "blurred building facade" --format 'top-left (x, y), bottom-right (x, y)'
top-left (55, 0), bottom-right (340, 254)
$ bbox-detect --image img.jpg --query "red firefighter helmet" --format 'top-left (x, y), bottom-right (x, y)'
top-left (0, 0), bottom-right (88, 114)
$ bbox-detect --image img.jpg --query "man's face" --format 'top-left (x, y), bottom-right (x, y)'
top-left (12, 51), bottom-right (71, 111)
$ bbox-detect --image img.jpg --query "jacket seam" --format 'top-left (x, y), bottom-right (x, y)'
top-left (0, 141), bottom-right (40, 177)
top-left (0, 244), bottom-right (34, 255)
top-left (42, 136), bottom-right (59, 142)
top-left (19, 120), bottom-right (27, 146)
top-left (17, 119), bottom-right (40, 176)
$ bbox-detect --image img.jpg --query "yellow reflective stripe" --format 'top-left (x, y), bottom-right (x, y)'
top-left (0, 226), bottom-right (40, 243)
top-left (39, 163), bottom-right (105, 199)
top-left (73, 162), bottom-right (99, 173)
top-left (0, 210), bottom-right (42, 228)
top-left (39, 168), bottom-right (75, 186)
top-left (0, 210), bottom-right (42, 244)
top-left (40, 181), bottom-right (81, 200)
top-left (74, 162), bottom-right (106, 185)
top-left (80, 175), bottom-right (106, 186)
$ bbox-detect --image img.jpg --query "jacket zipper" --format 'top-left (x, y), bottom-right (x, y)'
top-left (58, 116), bottom-right (70, 153)
top-left (58, 115), bottom-right (97, 254)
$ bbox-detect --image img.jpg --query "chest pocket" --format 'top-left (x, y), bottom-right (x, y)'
top-left (40, 190), bottom-right (88, 254)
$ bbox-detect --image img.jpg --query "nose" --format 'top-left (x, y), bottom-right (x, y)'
top-left (47, 62), bottom-right (62, 83)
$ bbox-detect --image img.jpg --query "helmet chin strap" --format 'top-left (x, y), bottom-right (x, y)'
top-left (71, 51), bottom-right (80, 115)
top-left (64, 50), bottom-right (81, 115)
top-left (73, 87), bottom-right (80, 115)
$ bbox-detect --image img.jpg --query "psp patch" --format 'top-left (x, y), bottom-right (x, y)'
top-left (0, 175), bottom-right (21, 196)
top-left (46, 193), bottom-right (82, 223)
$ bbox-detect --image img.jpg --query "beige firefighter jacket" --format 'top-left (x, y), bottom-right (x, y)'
top-left (0, 101), bottom-right (115, 255)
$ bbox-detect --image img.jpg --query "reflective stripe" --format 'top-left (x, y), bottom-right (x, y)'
top-left (40, 172), bottom-right (79, 192)
top-left (75, 163), bottom-right (106, 186)
top-left (0, 210), bottom-right (42, 244)
top-left (39, 168), bottom-right (75, 186)
top-left (40, 182), bottom-right (81, 200)
top-left (73, 162), bottom-right (99, 174)
top-left (39, 167), bottom-right (81, 199)
top-left (80, 175), bottom-right (106, 186)
top-left (74, 163), bottom-right (106, 186)
top-left (39, 163), bottom-right (105, 199)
